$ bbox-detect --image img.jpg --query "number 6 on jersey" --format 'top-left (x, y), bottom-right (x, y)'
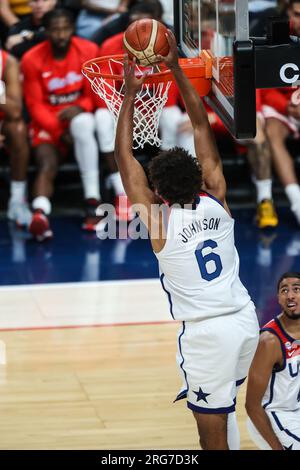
top-left (195, 240), bottom-right (223, 281)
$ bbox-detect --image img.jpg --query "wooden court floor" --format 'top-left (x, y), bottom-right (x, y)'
top-left (0, 322), bottom-right (257, 450)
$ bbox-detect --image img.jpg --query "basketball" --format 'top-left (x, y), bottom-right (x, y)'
top-left (123, 19), bottom-right (169, 66)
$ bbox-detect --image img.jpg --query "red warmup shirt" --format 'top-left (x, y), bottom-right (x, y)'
top-left (0, 50), bottom-right (8, 121)
top-left (21, 37), bottom-right (98, 141)
top-left (260, 87), bottom-right (296, 115)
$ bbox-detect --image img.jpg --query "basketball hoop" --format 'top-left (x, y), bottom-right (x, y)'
top-left (82, 54), bottom-right (212, 149)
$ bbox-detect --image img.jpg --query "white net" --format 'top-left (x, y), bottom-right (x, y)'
top-left (83, 57), bottom-right (171, 149)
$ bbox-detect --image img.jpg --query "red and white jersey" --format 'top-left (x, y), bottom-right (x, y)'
top-left (155, 192), bottom-right (251, 321)
top-left (261, 317), bottom-right (300, 412)
top-left (21, 37), bottom-right (98, 140)
top-left (260, 87), bottom-right (296, 116)
top-left (0, 50), bottom-right (8, 121)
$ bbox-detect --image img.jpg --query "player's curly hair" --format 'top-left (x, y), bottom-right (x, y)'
top-left (148, 147), bottom-right (203, 206)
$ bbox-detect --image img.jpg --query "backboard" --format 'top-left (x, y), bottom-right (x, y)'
top-left (174, 0), bottom-right (256, 139)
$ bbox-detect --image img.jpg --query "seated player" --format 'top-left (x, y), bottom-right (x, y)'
top-left (246, 272), bottom-right (300, 450)
top-left (93, 96), bottom-right (135, 221)
top-left (21, 8), bottom-right (102, 241)
top-left (6, 0), bottom-right (57, 60)
top-left (261, 86), bottom-right (300, 225)
top-left (260, 0), bottom-right (300, 225)
top-left (159, 91), bottom-right (227, 156)
top-left (0, 47), bottom-right (32, 227)
top-left (240, 90), bottom-right (278, 229)
top-left (161, 88), bottom-right (278, 229)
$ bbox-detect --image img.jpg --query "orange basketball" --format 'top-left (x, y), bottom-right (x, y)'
top-left (123, 19), bottom-right (169, 66)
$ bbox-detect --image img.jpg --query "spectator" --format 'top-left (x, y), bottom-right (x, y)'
top-left (249, 0), bottom-right (278, 36)
top-left (1, 0), bottom-right (31, 42)
top-left (0, 0), bottom-right (31, 28)
top-left (97, 1), bottom-right (164, 55)
top-left (91, 0), bottom-right (166, 45)
top-left (76, 0), bottom-right (130, 40)
top-left (0, 47), bottom-right (32, 227)
top-left (21, 8), bottom-right (102, 241)
top-left (6, 0), bottom-right (57, 60)
top-left (159, 0), bottom-right (173, 26)
top-left (287, 0), bottom-right (300, 33)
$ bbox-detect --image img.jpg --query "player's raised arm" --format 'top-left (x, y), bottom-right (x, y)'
top-left (157, 31), bottom-right (227, 206)
top-left (114, 56), bottom-right (156, 218)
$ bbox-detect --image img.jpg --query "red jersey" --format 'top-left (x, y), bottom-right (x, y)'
top-left (260, 87), bottom-right (295, 115)
top-left (0, 50), bottom-right (8, 121)
top-left (99, 31), bottom-right (124, 57)
top-left (21, 37), bottom-right (98, 140)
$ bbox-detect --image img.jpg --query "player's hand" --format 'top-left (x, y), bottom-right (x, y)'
top-left (123, 55), bottom-right (147, 97)
top-left (58, 106), bottom-right (83, 121)
top-left (156, 30), bottom-right (180, 70)
top-left (5, 34), bottom-right (25, 50)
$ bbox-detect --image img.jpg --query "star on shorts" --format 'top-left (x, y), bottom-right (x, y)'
top-left (193, 387), bottom-right (210, 403)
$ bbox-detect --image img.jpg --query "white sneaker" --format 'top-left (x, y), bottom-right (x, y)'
top-left (7, 200), bottom-right (32, 227)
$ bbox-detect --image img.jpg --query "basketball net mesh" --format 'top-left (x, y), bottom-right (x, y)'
top-left (83, 57), bottom-right (171, 149)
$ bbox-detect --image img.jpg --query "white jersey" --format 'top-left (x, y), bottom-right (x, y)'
top-left (261, 317), bottom-right (300, 412)
top-left (155, 192), bottom-right (251, 321)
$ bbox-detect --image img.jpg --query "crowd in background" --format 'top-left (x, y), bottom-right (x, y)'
top-left (0, 0), bottom-right (299, 242)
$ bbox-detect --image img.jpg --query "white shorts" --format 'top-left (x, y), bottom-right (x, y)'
top-left (247, 410), bottom-right (300, 450)
top-left (175, 301), bottom-right (259, 414)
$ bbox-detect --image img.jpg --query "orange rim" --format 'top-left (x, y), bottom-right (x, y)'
top-left (82, 53), bottom-right (213, 86)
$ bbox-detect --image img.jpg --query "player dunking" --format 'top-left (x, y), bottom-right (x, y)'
top-left (114, 31), bottom-right (259, 450)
